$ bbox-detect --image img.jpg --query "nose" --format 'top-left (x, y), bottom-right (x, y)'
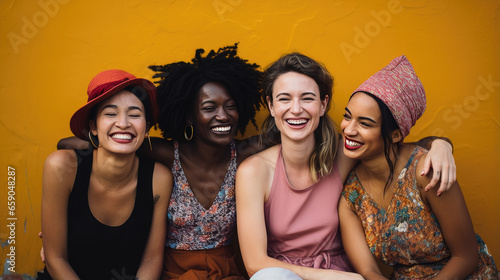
top-left (290, 98), bottom-right (303, 114)
top-left (215, 107), bottom-right (230, 122)
top-left (341, 119), bottom-right (357, 136)
top-left (115, 113), bottom-right (130, 128)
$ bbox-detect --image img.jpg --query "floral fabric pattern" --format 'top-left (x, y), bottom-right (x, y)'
top-left (342, 146), bottom-right (498, 279)
top-left (166, 141), bottom-right (237, 250)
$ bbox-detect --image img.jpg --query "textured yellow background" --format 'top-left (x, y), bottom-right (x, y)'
top-left (1, 0), bottom-right (499, 277)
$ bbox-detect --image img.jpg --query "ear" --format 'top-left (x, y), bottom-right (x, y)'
top-left (320, 95), bottom-right (329, 116)
top-left (89, 120), bottom-right (97, 136)
top-left (266, 96), bottom-right (275, 117)
top-left (391, 129), bottom-right (403, 143)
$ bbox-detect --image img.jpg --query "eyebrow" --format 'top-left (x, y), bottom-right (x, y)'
top-left (275, 92), bottom-right (317, 98)
top-left (344, 107), bottom-right (377, 123)
top-left (101, 105), bottom-right (143, 112)
top-left (200, 100), bottom-right (222, 106)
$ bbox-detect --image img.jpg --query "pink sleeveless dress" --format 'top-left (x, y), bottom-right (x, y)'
top-left (264, 146), bottom-right (353, 271)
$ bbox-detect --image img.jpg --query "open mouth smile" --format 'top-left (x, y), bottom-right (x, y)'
top-left (110, 133), bottom-right (136, 143)
top-left (211, 126), bottom-right (232, 133)
top-left (344, 138), bottom-right (363, 150)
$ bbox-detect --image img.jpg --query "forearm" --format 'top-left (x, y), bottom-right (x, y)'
top-left (246, 254), bottom-right (360, 280)
top-left (432, 255), bottom-right (478, 280)
top-left (359, 269), bottom-right (388, 280)
top-left (136, 258), bottom-right (163, 280)
top-left (413, 136), bottom-right (453, 152)
top-left (45, 257), bottom-right (80, 280)
top-left (298, 266), bottom-right (362, 280)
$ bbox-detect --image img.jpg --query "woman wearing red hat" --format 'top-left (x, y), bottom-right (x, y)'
top-left (339, 56), bottom-right (498, 279)
top-left (37, 69), bottom-right (173, 280)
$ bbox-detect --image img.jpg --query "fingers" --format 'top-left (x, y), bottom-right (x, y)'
top-left (420, 154), bottom-right (432, 176)
top-left (41, 247), bottom-right (45, 263)
top-left (38, 231), bottom-right (45, 263)
top-left (437, 168), bottom-right (449, 197)
top-left (424, 169), bottom-right (441, 194)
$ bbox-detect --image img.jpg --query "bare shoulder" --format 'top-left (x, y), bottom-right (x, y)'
top-left (236, 145), bottom-right (279, 193)
top-left (152, 161), bottom-right (173, 196)
top-left (43, 150), bottom-right (78, 192)
top-left (236, 145), bottom-right (280, 201)
top-left (238, 144), bottom-right (279, 174)
top-left (153, 161), bottom-right (173, 182)
top-left (44, 149), bottom-right (78, 173)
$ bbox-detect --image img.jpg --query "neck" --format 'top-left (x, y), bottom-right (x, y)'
top-left (280, 134), bottom-right (315, 171)
top-left (92, 149), bottom-right (137, 188)
top-left (183, 139), bottom-right (233, 167)
top-left (359, 143), bottom-right (400, 183)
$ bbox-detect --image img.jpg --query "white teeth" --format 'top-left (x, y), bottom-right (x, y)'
top-left (111, 134), bottom-right (132, 140)
top-left (287, 119), bottom-right (307, 125)
top-left (212, 126), bottom-right (231, 132)
top-left (346, 139), bottom-right (361, 147)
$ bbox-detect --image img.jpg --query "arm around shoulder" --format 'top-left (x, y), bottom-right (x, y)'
top-left (137, 137), bottom-right (174, 168)
top-left (57, 136), bottom-right (90, 150)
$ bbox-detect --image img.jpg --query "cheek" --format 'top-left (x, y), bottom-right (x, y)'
top-left (134, 120), bottom-right (147, 132)
top-left (230, 110), bottom-right (239, 121)
top-left (339, 120), bottom-right (347, 131)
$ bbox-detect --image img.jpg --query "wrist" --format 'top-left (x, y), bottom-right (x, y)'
top-left (433, 138), bottom-right (454, 153)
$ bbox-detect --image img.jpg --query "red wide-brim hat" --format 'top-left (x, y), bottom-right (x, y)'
top-left (70, 69), bottom-right (157, 140)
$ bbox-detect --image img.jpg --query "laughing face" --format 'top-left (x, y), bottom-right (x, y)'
top-left (191, 82), bottom-right (239, 146)
top-left (340, 92), bottom-right (385, 161)
top-left (90, 90), bottom-right (147, 154)
top-left (268, 71), bottom-right (328, 144)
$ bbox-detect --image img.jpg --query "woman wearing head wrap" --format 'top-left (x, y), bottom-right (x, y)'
top-left (338, 56), bottom-right (499, 279)
top-left (235, 53), bottom-right (456, 280)
top-left (37, 69), bottom-right (172, 280)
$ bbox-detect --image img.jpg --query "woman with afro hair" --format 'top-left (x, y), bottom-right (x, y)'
top-left (146, 43), bottom-right (264, 279)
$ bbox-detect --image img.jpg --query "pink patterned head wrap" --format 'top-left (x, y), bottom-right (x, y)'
top-left (352, 55), bottom-right (426, 138)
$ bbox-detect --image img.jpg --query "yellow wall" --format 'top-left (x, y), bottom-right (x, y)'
top-left (1, 0), bottom-right (499, 277)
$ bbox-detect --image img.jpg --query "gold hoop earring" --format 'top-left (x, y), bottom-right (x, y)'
top-left (184, 124), bottom-right (193, 141)
top-left (147, 133), bottom-right (152, 151)
top-left (89, 131), bottom-right (101, 149)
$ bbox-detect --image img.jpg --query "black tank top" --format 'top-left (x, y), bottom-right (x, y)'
top-left (38, 150), bottom-right (155, 280)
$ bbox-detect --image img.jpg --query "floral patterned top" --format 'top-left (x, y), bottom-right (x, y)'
top-left (166, 141), bottom-right (237, 250)
top-left (342, 146), bottom-right (498, 279)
